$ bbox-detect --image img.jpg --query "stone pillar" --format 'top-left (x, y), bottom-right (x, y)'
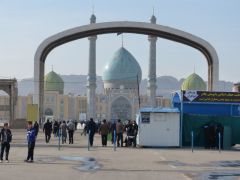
top-left (87, 14), bottom-right (97, 119)
top-left (33, 57), bottom-right (40, 105)
top-left (9, 85), bottom-right (13, 127)
top-left (34, 52), bottom-right (45, 123)
top-left (147, 15), bottom-right (157, 107)
top-left (39, 60), bottom-right (45, 121)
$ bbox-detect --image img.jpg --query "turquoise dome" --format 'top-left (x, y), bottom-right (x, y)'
top-left (103, 47), bottom-right (142, 82)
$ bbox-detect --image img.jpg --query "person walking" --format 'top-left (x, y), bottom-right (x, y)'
top-left (25, 121), bottom-right (36, 163)
top-left (87, 118), bottom-right (96, 146)
top-left (53, 120), bottom-right (59, 137)
top-left (43, 119), bottom-right (52, 143)
top-left (60, 121), bottom-right (67, 144)
top-left (33, 121), bottom-right (39, 137)
top-left (131, 120), bottom-right (138, 147)
top-left (99, 119), bottom-right (109, 147)
top-left (0, 123), bottom-right (12, 163)
top-left (110, 121), bottom-right (116, 144)
top-left (67, 120), bottom-right (75, 144)
top-left (116, 119), bottom-right (124, 147)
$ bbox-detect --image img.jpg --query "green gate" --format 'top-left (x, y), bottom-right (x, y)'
top-left (182, 114), bottom-right (240, 148)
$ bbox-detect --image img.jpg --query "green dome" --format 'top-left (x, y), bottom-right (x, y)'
top-left (44, 71), bottom-right (64, 94)
top-left (103, 47), bottom-right (142, 82)
top-left (181, 73), bottom-right (207, 91)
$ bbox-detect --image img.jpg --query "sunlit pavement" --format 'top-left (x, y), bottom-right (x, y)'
top-left (1, 129), bottom-right (240, 180)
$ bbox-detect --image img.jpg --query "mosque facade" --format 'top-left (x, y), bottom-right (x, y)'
top-left (0, 71), bottom-right (217, 124)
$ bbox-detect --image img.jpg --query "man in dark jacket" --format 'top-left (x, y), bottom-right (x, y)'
top-left (53, 120), bottom-right (59, 137)
top-left (87, 118), bottom-right (96, 146)
top-left (33, 121), bottom-right (39, 137)
top-left (25, 121), bottom-right (36, 163)
top-left (131, 121), bottom-right (138, 147)
top-left (0, 123), bottom-right (12, 163)
top-left (116, 119), bottom-right (124, 147)
top-left (99, 119), bottom-right (109, 146)
top-left (43, 119), bottom-right (52, 143)
top-left (110, 121), bottom-right (116, 144)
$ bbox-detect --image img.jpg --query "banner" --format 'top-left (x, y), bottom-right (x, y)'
top-left (27, 104), bottom-right (39, 122)
top-left (183, 90), bottom-right (240, 103)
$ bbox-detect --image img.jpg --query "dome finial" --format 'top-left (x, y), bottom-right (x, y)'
top-left (51, 65), bottom-right (53, 72)
top-left (150, 7), bottom-right (157, 24)
top-left (90, 7), bottom-right (96, 24)
top-left (92, 4), bottom-right (95, 14)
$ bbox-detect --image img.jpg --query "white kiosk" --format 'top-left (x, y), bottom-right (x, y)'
top-left (137, 108), bottom-right (180, 147)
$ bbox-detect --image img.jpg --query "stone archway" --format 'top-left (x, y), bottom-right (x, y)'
top-left (34, 21), bottom-right (219, 119)
top-left (111, 96), bottom-right (132, 122)
top-left (44, 108), bottom-right (53, 116)
top-left (0, 79), bottom-right (18, 127)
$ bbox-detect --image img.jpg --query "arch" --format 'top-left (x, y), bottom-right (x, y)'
top-left (110, 96), bottom-right (132, 121)
top-left (44, 107), bottom-right (53, 116)
top-left (34, 21), bottom-right (219, 118)
top-left (0, 79), bottom-right (18, 127)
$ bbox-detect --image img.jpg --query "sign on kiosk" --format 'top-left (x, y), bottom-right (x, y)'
top-left (141, 112), bottom-right (150, 123)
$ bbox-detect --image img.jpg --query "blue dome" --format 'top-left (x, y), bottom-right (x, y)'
top-left (103, 47), bottom-right (142, 82)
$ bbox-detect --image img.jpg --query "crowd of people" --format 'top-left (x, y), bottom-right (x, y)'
top-left (82, 118), bottom-right (139, 148)
top-left (43, 119), bottom-right (76, 144)
top-left (0, 118), bottom-right (138, 163)
top-left (40, 118), bottom-right (139, 148)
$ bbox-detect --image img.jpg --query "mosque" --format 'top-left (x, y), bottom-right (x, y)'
top-left (28, 44), bottom-right (169, 123)
top-left (39, 46), bottom-right (145, 122)
top-left (11, 56), bottom-right (206, 124)
top-left (36, 49), bottom-right (207, 123)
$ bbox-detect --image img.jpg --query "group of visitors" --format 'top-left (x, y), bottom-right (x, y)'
top-left (115, 119), bottom-right (138, 147)
top-left (82, 118), bottom-right (138, 147)
top-left (43, 119), bottom-right (76, 144)
top-left (0, 118), bottom-right (138, 163)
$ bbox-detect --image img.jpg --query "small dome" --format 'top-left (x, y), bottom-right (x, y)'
top-left (103, 47), bottom-right (142, 82)
top-left (44, 71), bottom-right (64, 94)
top-left (181, 73), bottom-right (206, 91)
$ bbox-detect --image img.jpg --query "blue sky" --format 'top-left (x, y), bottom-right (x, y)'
top-left (0, 0), bottom-right (240, 82)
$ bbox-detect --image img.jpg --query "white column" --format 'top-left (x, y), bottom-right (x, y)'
top-left (34, 56), bottom-right (44, 121)
top-left (33, 57), bottom-right (40, 105)
top-left (147, 15), bottom-right (157, 107)
top-left (87, 14), bottom-right (97, 119)
top-left (212, 61), bottom-right (219, 91)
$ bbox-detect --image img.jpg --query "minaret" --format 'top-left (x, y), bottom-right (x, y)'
top-left (87, 14), bottom-right (97, 119)
top-left (147, 14), bottom-right (157, 107)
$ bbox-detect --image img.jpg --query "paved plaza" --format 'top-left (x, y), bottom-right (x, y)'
top-left (1, 129), bottom-right (240, 180)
